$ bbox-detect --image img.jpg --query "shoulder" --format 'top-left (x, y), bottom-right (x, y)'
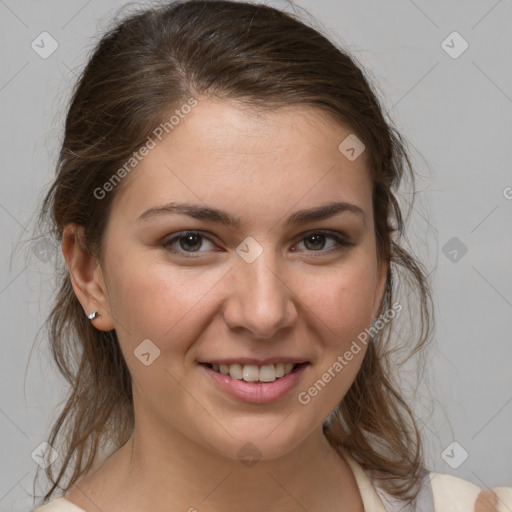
top-left (429, 472), bottom-right (512, 512)
top-left (30, 497), bottom-right (87, 512)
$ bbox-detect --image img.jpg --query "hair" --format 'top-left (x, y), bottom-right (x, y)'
top-left (33, 0), bottom-right (433, 506)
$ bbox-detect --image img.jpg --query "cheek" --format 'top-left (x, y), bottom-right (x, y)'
top-left (106, 251), bottom-right (228, 354)
top-left (295, 262), bottom-right (376, 418)
top-left (302, 259), bottom-right (378, 343)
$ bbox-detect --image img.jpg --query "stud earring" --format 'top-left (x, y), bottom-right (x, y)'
top-left (87, 311), bottom-right (99, 321)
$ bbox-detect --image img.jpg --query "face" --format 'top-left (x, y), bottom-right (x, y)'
top-left (80, 99), bottom-right (387, 462)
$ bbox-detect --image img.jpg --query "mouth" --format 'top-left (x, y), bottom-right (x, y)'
top-left (200, 361), bottom-right (308, 383)
top-left (198, 361), bottom-right (310, 404)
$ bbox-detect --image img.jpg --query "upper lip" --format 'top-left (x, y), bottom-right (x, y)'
top-left (199, 358), bottom-right (309, 366)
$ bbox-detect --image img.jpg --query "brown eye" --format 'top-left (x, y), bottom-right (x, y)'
top-left (294, 231), bottom-right (353, 254)
top-left (303, 233), bottom-right (328, 251)
top-left (177, 233), bottom-right (203, 252)
top-left (162, 231), bottom-right (216, 256)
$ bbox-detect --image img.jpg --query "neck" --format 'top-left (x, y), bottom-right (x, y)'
top-left (67, 414), bottom-right (364, 512)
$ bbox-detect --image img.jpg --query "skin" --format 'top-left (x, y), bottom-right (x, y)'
top-left (62, 99), bottom-right (388, 512)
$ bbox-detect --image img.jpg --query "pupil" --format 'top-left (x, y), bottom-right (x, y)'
top-left (180, 234), bottom-right (201, 251)
top-left (305, 234), bottom-right (325, 250)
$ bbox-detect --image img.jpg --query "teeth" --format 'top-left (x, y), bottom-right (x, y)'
top-left (210, 362), bottom-right (296, 382)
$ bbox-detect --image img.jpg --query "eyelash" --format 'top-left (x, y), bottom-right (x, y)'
top-left (161, 230), bottom-right (353, 258)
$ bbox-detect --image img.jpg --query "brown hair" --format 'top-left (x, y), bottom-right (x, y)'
top-left (34, 0), bottom-right (433, 506)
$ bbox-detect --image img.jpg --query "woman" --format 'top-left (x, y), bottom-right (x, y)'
top-left (30, 1), bottom-right (511, 511)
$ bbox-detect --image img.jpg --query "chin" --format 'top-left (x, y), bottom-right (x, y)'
top-left (199, 420), bottom-right (314, 465)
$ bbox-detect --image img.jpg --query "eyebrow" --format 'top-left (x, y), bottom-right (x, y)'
top-left (136, 201), bottom-right (366, 227)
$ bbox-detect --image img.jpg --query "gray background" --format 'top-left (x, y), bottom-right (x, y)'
top-left (1, 0), bottom-right (511, 510)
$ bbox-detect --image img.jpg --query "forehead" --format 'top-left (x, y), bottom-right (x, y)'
top-left (152, 99), bottom-right (368, 165)
top-left (110, 99), bottom-right (372, 224)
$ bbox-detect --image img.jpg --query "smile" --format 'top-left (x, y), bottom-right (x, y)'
top-left (205, 362), bottom-right (297, 382)
top-left (199, 362), bottom-right (310, 404)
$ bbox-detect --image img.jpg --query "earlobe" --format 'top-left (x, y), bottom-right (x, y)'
top-left (62, 223), bottom-right (115, 331)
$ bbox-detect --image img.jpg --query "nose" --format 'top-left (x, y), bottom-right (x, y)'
top-left (221, 248), bottom-right (298, 339)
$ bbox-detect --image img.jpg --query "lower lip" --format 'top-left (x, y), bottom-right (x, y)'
top-left (199, 363), bottom-right (309, 404)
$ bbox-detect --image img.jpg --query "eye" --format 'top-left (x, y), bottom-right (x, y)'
top-left (162, 231), bottom-right (216, 257)
top-left (162, 229), bottom-right (353, 259)
top-left (293, 230), bottom-right (353, 254)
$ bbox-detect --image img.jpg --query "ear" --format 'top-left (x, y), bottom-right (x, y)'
top-left (371, 255), bottom-right (389, 320)
top-left (61, 223), bottom-right (115, 331)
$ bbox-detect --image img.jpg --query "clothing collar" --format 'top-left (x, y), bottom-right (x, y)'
top-left (337, 446), bottom-right (388, 512)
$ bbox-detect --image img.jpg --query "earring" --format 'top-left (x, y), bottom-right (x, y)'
top-left (87, 311), bottom-right (99, 321)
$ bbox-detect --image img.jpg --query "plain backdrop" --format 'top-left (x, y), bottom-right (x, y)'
top-left (1, 0), bottom-right (511, 510)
